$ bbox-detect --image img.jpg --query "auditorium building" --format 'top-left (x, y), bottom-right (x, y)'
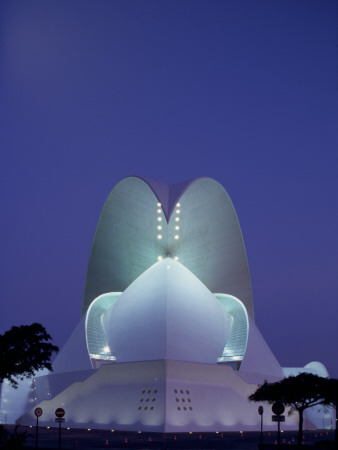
top-left (0, 176), bottom-right (332, 431)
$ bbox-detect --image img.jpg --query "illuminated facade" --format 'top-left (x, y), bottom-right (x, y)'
top-left (0, 177), bottom-right (333, 431)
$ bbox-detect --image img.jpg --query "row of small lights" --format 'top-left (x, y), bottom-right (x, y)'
top-left (27, 429), bottom-right (296, 435)
top-left (27, 428), bottom-right (290, 436)
top-left (156, 202), bottom-right (164, 259)
top-left (27, 426), bottom-right (240, 434)
top-left (157, 202), bottom-right (181, 262)
top-left (27, 427), bottom-right (243, 435)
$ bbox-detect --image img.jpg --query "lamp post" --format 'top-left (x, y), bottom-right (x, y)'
top-left (258, 405), bottom-right (264, 449)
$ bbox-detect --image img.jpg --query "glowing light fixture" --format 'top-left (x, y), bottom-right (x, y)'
top-left (157, 256), bottom-right (163, 261)
top-left (157, 234), bottom-right (162, 240)
top-left (157, 202), bottom-right (161, 206)
top-left (175, 225), bottom-right (180, 230)
top-left (174, 235), bottom-right (179, 240)
top-left (176, 209), bottom-right (181, 214)
top-left (103, 346), bottom-right (110, 353)
top-left (157, 217), bottom-right (162, 222)
top-left (176, 202), bottom-right (181, 207)
top-left (175, 217), bottom-right (180, 222)
top-left (157, 209), bottom-right (161, 214)
top-left (174, 256), bottom-right (179, 261)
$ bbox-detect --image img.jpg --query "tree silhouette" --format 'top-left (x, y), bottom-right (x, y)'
top-left (0, 323), bottom-right (59, 388)
top-left (249, 373), bottom-right (328, 446)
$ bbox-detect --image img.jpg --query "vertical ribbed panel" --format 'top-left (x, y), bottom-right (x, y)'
top-left (85, 293), bottom-right (122, 359)
top-left (214, 294), bottom-right (248, 362)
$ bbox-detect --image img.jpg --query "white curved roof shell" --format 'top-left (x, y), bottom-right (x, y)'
top-left (103, 258), bottom-right (231, 364)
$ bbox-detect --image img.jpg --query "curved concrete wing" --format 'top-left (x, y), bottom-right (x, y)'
top-left (82, 176), bottom-right (254, 318)
top-left (173, 178), bottom-right (253, 317)
top-left (82, 177), bottom-right (164, 314)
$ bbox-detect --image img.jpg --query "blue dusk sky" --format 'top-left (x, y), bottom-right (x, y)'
top-left (1, 1), bottom-right (337, 377)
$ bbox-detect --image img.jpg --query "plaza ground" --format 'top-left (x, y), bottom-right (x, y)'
top-left (3, 425), bottom-right (335, 449)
